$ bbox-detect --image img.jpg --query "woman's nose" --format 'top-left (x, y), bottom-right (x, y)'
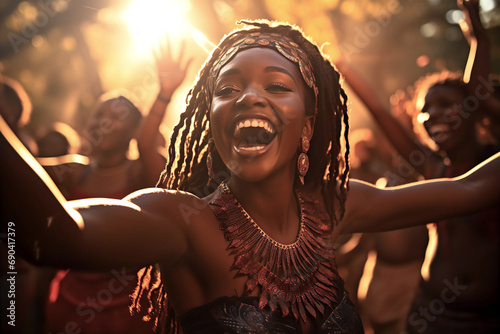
top-left (235, 86), bottom-right (267, 109)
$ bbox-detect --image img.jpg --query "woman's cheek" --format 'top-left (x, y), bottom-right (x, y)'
top-left (209, 102), bottom-right (225, 131)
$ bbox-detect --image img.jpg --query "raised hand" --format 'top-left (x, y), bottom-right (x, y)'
top-left (457, 0), bottom-right (484, 43)
top-left (154, 35), bottom-right (193, 100)
top-left (136, 35), bottom-right (194, 186)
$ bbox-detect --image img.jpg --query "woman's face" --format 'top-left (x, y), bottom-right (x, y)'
top-left (419, 85), bottom-right (473, 152)
top-left (85, 99), bottom-right (137, 154)
top-left (210, 47), bottom-right (314, 183)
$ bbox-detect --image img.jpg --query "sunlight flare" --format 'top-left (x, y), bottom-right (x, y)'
top-left (124, 0), bottom-right (191, 55)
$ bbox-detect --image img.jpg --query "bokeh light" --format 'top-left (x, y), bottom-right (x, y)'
top-left (480, 0), bottom-right (496, 12)
top-left (123, 0), bottom-right (191, 56)
top-left (192, 29), bottom-right (216, 54)
top-left (416, 55), bottom-right (430, 67)
top-left (0, 0), bottom-right (498, 146)
top-left (445, 9), bottom-right (464, 24)
top-left (416, 112), bottom-right (430, 124)
top-left (420, 22), bottom-right (438, 38)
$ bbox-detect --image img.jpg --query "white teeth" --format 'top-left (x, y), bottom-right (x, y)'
top-left (238, 145), bottom-right (266, 151)
top-left (234, 118), bottom-right (275, 136)
top-left (429, 124), bottom-right (450, 133)
top-left (428, 124), bottom-right (451, 137)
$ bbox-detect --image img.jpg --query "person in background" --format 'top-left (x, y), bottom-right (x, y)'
top-left (1, 20), bottom-right (500, 334)
top-left (36, 121), bottom-right (81, 158)
top-left (335, 1), bottom-right (499, 333)
top-left (339, 127), bottom-right (427, 334)
top-left (39, 39), bottom-right (191, 334)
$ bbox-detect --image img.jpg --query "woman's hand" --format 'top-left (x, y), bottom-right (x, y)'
top-left (458, 0), bottom-right (484, 43)
top-left (154, 35), bottom-right (193, 100)
top-left (135, 36), bottom-right (194, 186)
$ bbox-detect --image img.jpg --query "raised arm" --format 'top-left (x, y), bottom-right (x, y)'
top-left (1, 115), bottom-right (190, 271)
top-left (459, 0), bottom-right (500, 121)
top-left (336, 61), bottom-right (437, 175)
top-left (137, 37), bottom-right (193, 185)
top-left (340, 151), bottom-right (500, 234)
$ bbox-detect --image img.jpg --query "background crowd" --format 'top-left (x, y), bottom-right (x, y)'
top-left (1, 0), bottom-right (499, 333)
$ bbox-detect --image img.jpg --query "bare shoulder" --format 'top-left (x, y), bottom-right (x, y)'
top-left (124, 187), bottom-right (214, 226)
top-left (125, 187), bottom-right (206, 207)
top-left (318, 179), bottom-right (379, 235)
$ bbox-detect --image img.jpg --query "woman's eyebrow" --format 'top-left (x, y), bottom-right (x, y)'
top-left (217, 66), bottom-right (296, 83)
top-left (264, 66), bottom-right (296, 83)
top-left (218, 68), bottom-right (240, 79)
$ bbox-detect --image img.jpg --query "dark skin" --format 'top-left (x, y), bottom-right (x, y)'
top-left (210, 49), bottom-right (313, 242)
top-left (419, 85), bottom-right (479, 156)
top-left (39, 39), bottom-right (191, 193)
top-left (460, 0), bottom-right (500, 128)
top-left (335, 0), bottom-right (497, 174)
top-left (2, 48), bottom-right (500, 333)
top-left (335, 0), bottom-right (499, 316)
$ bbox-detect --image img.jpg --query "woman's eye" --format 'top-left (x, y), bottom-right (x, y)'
top-left (266, 83), bottom-right (292, 92)
top-left (216, 86), bottom-right (239, 96)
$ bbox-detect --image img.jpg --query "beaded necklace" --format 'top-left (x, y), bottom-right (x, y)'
top-left (209, 181), bottom-right (340, 322)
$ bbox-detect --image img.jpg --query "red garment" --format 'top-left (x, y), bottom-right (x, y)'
top-left (45, 166), bottom-right (154, 334)
top-left (46, 269), bottom-right (154, 334)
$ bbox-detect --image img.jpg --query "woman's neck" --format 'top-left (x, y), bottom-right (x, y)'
top-left (228, 174), bottom-right (300, 242)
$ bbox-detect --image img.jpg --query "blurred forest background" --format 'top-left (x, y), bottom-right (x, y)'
top-left (1, 0), bottom-right (499, 139)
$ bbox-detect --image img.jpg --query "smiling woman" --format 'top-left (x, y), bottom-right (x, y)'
top-left (1, 19), bottom-right (500, 334)
top-left (210, 48), bottom-right (311, 183)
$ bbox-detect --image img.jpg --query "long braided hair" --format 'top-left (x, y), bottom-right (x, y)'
top-left (130, 20), bottom-right (351, 334)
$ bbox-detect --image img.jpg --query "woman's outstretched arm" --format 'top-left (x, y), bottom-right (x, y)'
top-left (1, 115), bottom-right (191, 271)
top-left (340, 151), bottom-right (500, 234)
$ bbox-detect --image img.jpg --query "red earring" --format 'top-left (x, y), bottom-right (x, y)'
top-left (297, 136), bottom-right (310, 185)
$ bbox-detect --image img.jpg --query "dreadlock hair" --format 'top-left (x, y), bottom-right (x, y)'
top-left (131, 19), bottom-right (351, 334)
top-left (409, 71), bottom-right (468, 151)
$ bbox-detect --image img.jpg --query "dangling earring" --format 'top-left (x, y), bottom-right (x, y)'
top-left (207, 138), bottom-right (215, 185)
top-left (297, 136), bottom-right (310, 185)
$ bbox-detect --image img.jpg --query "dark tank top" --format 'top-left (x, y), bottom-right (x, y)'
top-left (180, 286), bottom-right (364, 333)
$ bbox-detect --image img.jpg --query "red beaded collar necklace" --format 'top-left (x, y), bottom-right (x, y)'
top-left (209, 181), bottom-right (341, 322)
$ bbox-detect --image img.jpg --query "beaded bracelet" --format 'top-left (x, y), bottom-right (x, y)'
top-left (157, 94), bottom-right (171, 104)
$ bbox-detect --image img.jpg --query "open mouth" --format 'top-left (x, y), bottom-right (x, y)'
top-left (427, 124), bottom-right (451, 142)
top-left (233, 118), bottom-right (277, 153)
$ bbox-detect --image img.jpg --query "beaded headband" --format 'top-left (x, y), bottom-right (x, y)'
top-left (207, 31), bottom-right (318, 112)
